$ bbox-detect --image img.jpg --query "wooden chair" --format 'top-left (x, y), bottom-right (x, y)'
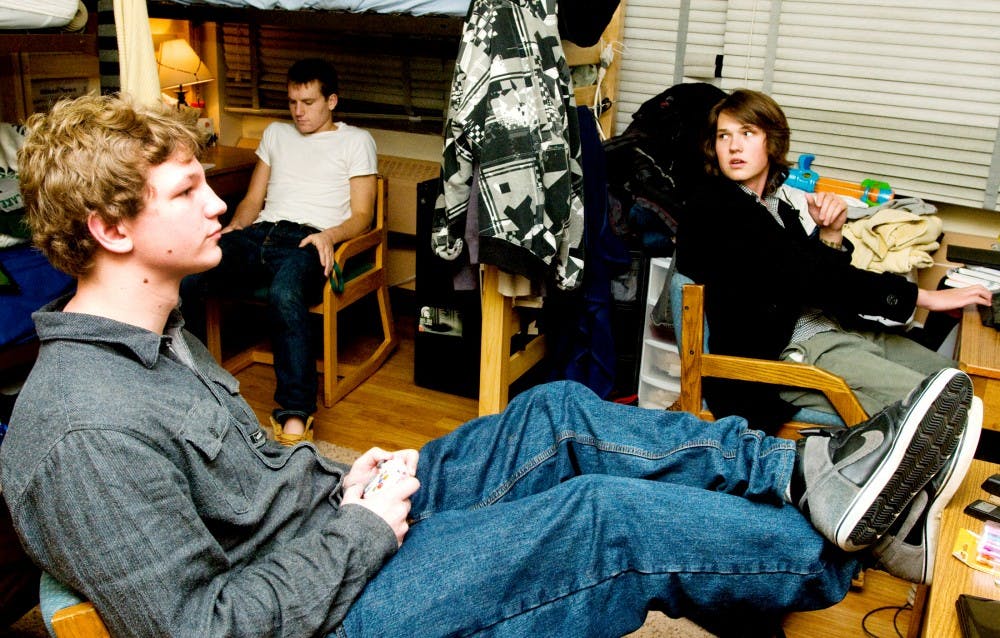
top-left (476, 7), bottom-right (627, 417)
top-left (39, 572), bottom-right (108, 638)
top-left (204, 175), bottom-right (398, 408)
top-left (51, 603), bottom-right (108, 638)
top-left (671, 272), bottom-right (868, 438)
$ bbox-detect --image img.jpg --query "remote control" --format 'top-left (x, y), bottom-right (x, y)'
top-left (362, 458), bottom-right (410, 497)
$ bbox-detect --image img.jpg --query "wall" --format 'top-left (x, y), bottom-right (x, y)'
top-left (938, 204), bottom-right (1000, 240)
top-left (236, 114), bottom-right (443, 161)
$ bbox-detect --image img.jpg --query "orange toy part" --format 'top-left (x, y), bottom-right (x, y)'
top-left (815, 177), bottom-right (894, 206)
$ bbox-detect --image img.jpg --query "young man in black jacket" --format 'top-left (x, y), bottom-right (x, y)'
top-left (676, 89), bottom-right (991, 433)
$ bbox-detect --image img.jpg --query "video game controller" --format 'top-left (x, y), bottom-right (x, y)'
top-left (362, 458), bottom-right (410, 497)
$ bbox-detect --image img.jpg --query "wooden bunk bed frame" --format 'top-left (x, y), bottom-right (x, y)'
top-left (478, 1), bottom-right (625, 415)
top-left (147, 0), bottom-right (462, 36)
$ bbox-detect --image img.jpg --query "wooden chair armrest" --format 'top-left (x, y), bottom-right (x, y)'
top-left (701, 353), bottom-right (868, 425)
top-left (333, 227), bottom-right (381, 265)
top-left (51, 601), bottom-right (110, 638)
top-left (332, 173), bottom-right (387, 267)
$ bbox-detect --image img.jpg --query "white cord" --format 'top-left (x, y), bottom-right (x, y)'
top-left (745, 0), bottom-right (760, 83)
top-left (593, 41), bottom-right (620, 140)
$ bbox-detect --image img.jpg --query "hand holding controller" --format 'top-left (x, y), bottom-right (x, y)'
top-left (363, 458), bottom-right (411, 497)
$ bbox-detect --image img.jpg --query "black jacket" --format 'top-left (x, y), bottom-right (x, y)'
top-left (675, 177), bottom-right (918, 433)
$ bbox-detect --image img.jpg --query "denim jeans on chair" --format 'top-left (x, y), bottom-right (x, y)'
top-left (335, 381), bottom-right (859, 638)
top-left (182, 221), bottom-right (325, 419)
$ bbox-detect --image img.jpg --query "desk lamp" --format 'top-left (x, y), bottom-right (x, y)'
top-left (157, 39), bottom-right (214, 109)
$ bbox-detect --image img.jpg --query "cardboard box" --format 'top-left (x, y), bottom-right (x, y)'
top-left (916, 231), bottom-right (995, 324)
top-left (387, 246), bottom-right (416, 291)
top-left (377, 154), bottom-right (439, 236)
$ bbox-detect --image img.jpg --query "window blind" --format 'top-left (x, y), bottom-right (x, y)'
top-left (614, 0), bottom-right (726, 134)
top-left (220, 21), bottom-right (457, 127)
top-left (615, 0), bottom-right (683, 134)
top-left (616, 0), bottom-right (1000, 210)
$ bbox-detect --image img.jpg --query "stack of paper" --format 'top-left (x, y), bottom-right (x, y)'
top-left (945, 265), bottom-right (1000, 293)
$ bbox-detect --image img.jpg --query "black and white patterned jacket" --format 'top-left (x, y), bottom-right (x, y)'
top-left (432, 0), bottom-right (585, 290)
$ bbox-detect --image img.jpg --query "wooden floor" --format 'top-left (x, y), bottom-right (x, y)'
top-left (235, 305), bottom-right (919, 638)
top-left (235, 306), bottom-right (478, 452)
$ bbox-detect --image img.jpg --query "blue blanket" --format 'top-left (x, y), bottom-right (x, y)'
top-left (0, 244), bottom-right (73, 347)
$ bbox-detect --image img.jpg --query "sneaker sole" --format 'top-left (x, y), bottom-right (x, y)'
top-left (836, 368), bottom-right (972, 550)
top-left (918, 396), bottom-right (982, 583)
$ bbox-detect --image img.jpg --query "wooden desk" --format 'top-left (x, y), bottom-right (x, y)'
top-left (201, 145), bottom-right (257, 203)
top-left (920, 458), bottom-right (1000, 637)
top-left (958, 301), bottom-right (1000, 433)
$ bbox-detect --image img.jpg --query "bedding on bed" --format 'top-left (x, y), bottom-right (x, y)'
top-left (164, 0), bottom-right (470, 16)
top-left (0, 0), bottom-right (80, 29)
top-left (0, 122), bottom-right (74, 349)
top-left (0, 245), bottom-right (74, 347)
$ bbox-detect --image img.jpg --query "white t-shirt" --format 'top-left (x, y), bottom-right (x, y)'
top-left (255, 121), bottom-right (377, 230)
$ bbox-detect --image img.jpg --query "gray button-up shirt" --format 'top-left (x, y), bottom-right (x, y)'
top-left (1, 298), bottom-right (397, 637)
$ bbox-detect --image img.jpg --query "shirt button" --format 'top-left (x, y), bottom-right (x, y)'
top-left (887, 294), bottom-right (899, 305)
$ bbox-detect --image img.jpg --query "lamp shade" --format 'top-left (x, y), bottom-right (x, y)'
top-left (157, 39), bottom-right (214, 91)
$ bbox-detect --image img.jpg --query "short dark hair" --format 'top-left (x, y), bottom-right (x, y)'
top-left (287, 58), bottom-right (339, 98)
top-left (704, 89), bottom-right (791, 196)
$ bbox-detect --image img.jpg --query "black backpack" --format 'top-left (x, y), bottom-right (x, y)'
top-left (604, 82), bottom-right (726, 245)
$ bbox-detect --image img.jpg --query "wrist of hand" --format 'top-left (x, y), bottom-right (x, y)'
top-left (819, 237), bottom-right (842, 250)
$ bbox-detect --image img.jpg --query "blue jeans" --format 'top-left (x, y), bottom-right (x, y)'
top-left (181, 221), bottom-right (325, 418)
top-left (335, 381), bottom-right (859, 637)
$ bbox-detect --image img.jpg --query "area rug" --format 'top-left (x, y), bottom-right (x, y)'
top-left (5, 439), bottom-right (712, 638)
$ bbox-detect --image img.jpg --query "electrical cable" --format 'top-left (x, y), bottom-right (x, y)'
top-left (860, 602), bottom-right (911, 638)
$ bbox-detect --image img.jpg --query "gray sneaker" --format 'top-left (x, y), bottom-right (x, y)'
top-left (871, 396), bottom-right (982, 584)
top-left (791, 368), bottom-right (973, 552)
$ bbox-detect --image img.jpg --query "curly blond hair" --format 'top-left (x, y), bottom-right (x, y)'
top-left (18, 94), bottom-right (204, 277)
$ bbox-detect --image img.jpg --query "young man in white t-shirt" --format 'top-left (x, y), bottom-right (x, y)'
top-left (183, 58), bottom-right (378, 445)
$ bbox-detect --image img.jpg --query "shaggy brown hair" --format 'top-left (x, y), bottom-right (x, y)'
top-left (704, 89), bottom-right (791, 196)
top-left (18, 94), bottom-right (203, 277)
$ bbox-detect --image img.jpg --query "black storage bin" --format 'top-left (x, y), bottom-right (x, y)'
top-left (413, 179), bottom-right (481, 398)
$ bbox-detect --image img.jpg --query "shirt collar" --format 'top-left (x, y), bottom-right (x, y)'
top-left (32, 294), bottom-right (186, 369)
top-left (737, 183), bottom-right (782, 225)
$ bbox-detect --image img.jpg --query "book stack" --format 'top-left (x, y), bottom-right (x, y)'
top-left (945, 265), bottom-right (1000, 293)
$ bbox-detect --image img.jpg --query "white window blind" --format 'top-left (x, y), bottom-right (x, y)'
top-left (617, 0), bottom-right (1000, 210)
top-left (615, 0), bottom-right (683, 134)
top-left (220, 21), bottom-right (457, 129)
top-left (615, 0), bottom-right (727, 134)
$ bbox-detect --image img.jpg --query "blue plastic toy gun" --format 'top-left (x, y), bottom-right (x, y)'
top-left (785, 154), bottom-right (894, 207)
